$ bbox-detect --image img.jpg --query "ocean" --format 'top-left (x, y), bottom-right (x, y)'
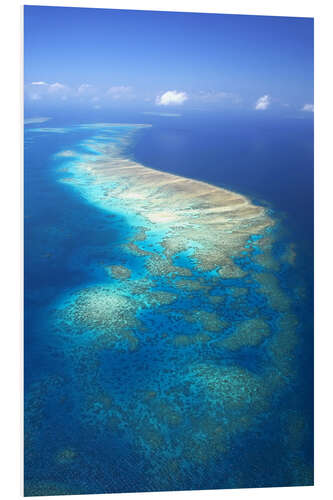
top-left (24, 109), bottom-right (314, 496)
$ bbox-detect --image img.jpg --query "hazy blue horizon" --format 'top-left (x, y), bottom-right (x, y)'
top-left (24, 6), bottom-right (313, 116)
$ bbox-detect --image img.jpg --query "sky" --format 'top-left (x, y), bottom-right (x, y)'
top-left (24, 6), bottom-right (314, 114)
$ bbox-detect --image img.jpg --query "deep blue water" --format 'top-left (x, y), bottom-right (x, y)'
top-left (24, 109), bottom-right (313, 495)
top-left (133, 111), bottom-right (314, 247)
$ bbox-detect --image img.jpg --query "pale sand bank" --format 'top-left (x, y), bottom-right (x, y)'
top-left (76, 137), bottom-right (274, 278)
top-left (24, 116), bottom-right (51, 125)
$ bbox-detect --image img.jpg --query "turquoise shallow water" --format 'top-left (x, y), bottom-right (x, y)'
top-left (24, 121), bottom-right (313, 496)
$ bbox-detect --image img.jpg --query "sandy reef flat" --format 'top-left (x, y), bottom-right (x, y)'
top-left (72, 126), bottom-right (273, 279)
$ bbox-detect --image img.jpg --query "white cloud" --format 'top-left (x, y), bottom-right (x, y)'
top-left (30, 81), bottom-right (65, 92)
top-left (48, 82), bottom-right (66, 93)
top-left (26, 81), bottom-right (68, 101)
top-left (30, 93), bottom-right (41, 101)
top-left (78, 83), bottom-right (93, 94)
top-left (302, 103), bottom-right (314, 112)
top-left (106, 86), bottom-right (133, 99)
top-left (156, 90), bottom-right (188, 106)
top-left (255, 94), bottom-right (271, 110)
